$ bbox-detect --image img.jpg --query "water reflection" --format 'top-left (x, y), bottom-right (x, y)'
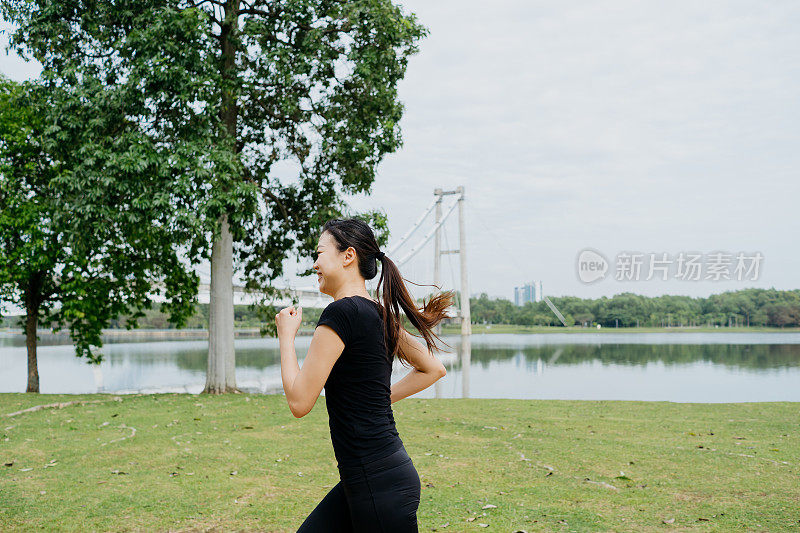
top-left (1, 331), bottom-right (799, 401)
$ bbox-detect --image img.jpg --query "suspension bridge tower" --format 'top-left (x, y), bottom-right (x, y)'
top-left (433, 186), bottom-right (472, 338)
top-left (430, 186), bottom-right (471, 397)
top-left (384, 185), bottom-right (471, 338)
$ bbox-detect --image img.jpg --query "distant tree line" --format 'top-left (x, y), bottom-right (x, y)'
top-left (470, 288), bottom-right (800, 328)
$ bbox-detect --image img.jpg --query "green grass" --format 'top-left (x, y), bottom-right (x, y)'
top-left (1, 394), bottom-right (798, 532)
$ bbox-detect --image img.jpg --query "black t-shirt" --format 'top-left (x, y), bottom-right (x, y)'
top-left (315, 295), bottom-right (403, 467)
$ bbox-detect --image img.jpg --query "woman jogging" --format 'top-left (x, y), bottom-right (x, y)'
top-left (275, 217), bottom-right (454, 532)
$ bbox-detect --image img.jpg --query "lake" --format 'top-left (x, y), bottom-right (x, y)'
top-left (1, 331), bottom-right (799, 402)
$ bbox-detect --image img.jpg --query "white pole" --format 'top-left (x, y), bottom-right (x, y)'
top-left (433, 188), bottom-right (443, 398)
top-left (458, 186), bottom-right (471, 398)
top-left (458, 186), bottom-right (471, 336)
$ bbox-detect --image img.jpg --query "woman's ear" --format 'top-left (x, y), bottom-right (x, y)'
top-left (343, 246), bottom-right (357, 267)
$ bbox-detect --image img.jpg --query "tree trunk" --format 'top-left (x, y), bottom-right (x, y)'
top-left (25, 274), bottom-right (42, 393)
top-left (203, 0), bottom-right (241, 394)
top-left (204, 212), bottom-right (237, 393)
top-left (25, 306), bottom-right (39, 393)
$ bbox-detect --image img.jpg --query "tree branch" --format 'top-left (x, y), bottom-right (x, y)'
top-left (294, 21), bottom-right (353, 36)
top-left (182, 0), bottom-right (223, 26)
top-left (239, 5), bottom-right (283, 18)
top-left (241, 170), bottom-right (291, 222)
top-left (185, 0), bottom-right (225, 8)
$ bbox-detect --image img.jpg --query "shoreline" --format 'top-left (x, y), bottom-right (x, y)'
top-left (2, 325), bottom-right (799, 340)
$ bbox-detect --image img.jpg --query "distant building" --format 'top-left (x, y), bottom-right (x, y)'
top-left (513, 286), bottom-right (524, 306)
top-left (514, 281), bottom-right (543, 306)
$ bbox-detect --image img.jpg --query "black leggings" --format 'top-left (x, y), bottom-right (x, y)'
top-left (297, 445), bottom-right (421, 532)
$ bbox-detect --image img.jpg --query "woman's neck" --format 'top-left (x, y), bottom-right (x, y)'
top-left (332, 285), bottom-right (371, 301)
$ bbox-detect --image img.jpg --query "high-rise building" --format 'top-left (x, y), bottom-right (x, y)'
top-left (514, 281), bottom-right (542, 306)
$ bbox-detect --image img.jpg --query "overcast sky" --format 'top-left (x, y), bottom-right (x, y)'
top-left (2, 1), bottom-right (799, 305)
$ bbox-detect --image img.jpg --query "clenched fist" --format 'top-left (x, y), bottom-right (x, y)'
top-left (275, 305), bottom-right (303, 340)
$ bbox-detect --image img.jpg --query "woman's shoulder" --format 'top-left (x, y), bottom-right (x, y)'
top-left (348, 295), bottom-right (383, 313)
top-left (322, 297), bottom-right (358, 314)
top-left (322, 295), bottom-right (381, 318)
top-left (348, 295), bottom-right (380, 305)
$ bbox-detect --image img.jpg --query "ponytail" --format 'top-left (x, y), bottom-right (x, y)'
top-left (375, 254), bottom-right (455, 368)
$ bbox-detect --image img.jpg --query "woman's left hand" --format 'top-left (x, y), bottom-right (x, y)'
top-left (276, 305), bottom-right (303, 340)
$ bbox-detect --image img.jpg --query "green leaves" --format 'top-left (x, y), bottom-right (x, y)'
top-left (0, 69), bottom-right (206, 364)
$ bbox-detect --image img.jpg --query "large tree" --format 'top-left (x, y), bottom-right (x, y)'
top-left (2, 0), bottom-right (428, 393)
top-left (0, 74), bottom-right (201, 392)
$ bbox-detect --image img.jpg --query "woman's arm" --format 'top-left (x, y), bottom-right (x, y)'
top-left (280, 325), bottom-right (344, 417)
top-left (276, 306), bottom-right (344, 418)
top-left (390, 327), bottom-right (447, 404)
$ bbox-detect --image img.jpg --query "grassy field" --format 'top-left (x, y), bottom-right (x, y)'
top-left (1, 393), bottom-right (798, 532)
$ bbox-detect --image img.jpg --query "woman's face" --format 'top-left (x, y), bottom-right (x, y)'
top-left (313, 231), bottom-right (353, 296)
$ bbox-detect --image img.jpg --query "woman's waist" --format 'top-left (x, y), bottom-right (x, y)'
top-left (335, 439), bottom-right (408, 478)
top-left (327, 408), bottom-right (396, 431)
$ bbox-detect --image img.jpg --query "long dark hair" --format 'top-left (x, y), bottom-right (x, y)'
top-left (320, 218), bottom-right (454, 367)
